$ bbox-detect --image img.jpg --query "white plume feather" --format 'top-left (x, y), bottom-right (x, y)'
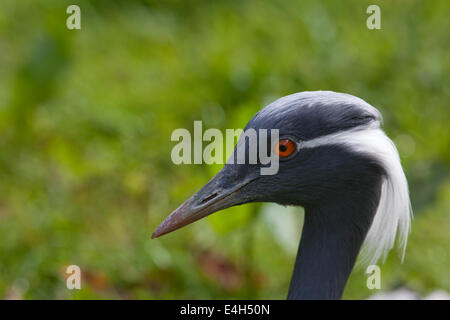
top-left (302, 121), bottom-right (413, 265)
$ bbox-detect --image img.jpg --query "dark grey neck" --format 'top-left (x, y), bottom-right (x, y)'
top-left (287, 187), bottom-right (382, 300)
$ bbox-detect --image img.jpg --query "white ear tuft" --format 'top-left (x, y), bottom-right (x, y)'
top-left (357, 129), bottom-right (413, 265)
top-left (302, 125), bottom-right (413, 265)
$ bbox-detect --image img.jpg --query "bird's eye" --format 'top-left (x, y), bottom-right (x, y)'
top-left (275, 139), bottom-right (296, 158)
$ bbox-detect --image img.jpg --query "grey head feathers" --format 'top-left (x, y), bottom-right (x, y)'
top-left (251, 91), bottom-right (412, 265)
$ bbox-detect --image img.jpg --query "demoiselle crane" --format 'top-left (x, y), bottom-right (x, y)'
top-left (152, 91), bottom-right (412, 299)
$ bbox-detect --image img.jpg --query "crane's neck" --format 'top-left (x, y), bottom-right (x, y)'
top-left (287, 185), bottom-right (382, 299)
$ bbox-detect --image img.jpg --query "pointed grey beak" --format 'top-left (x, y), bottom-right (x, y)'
top-left (152, 168), bottom-right (256, 239)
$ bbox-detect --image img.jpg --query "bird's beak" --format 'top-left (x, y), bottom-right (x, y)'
top-left (152, 167), bottom-right (256, 239)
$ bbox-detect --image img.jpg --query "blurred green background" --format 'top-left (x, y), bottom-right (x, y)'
top-left (0, 0), bottom-right (449, 299)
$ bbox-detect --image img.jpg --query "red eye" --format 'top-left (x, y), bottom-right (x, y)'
top-left (275, 139), bottom-right (296, 158)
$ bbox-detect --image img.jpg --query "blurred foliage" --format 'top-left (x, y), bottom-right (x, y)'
top-left (0, 0), bottom-right (449, 299)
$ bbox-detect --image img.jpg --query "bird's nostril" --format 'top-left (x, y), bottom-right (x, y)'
top-left (200, 193), bottom-right (218, 205)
